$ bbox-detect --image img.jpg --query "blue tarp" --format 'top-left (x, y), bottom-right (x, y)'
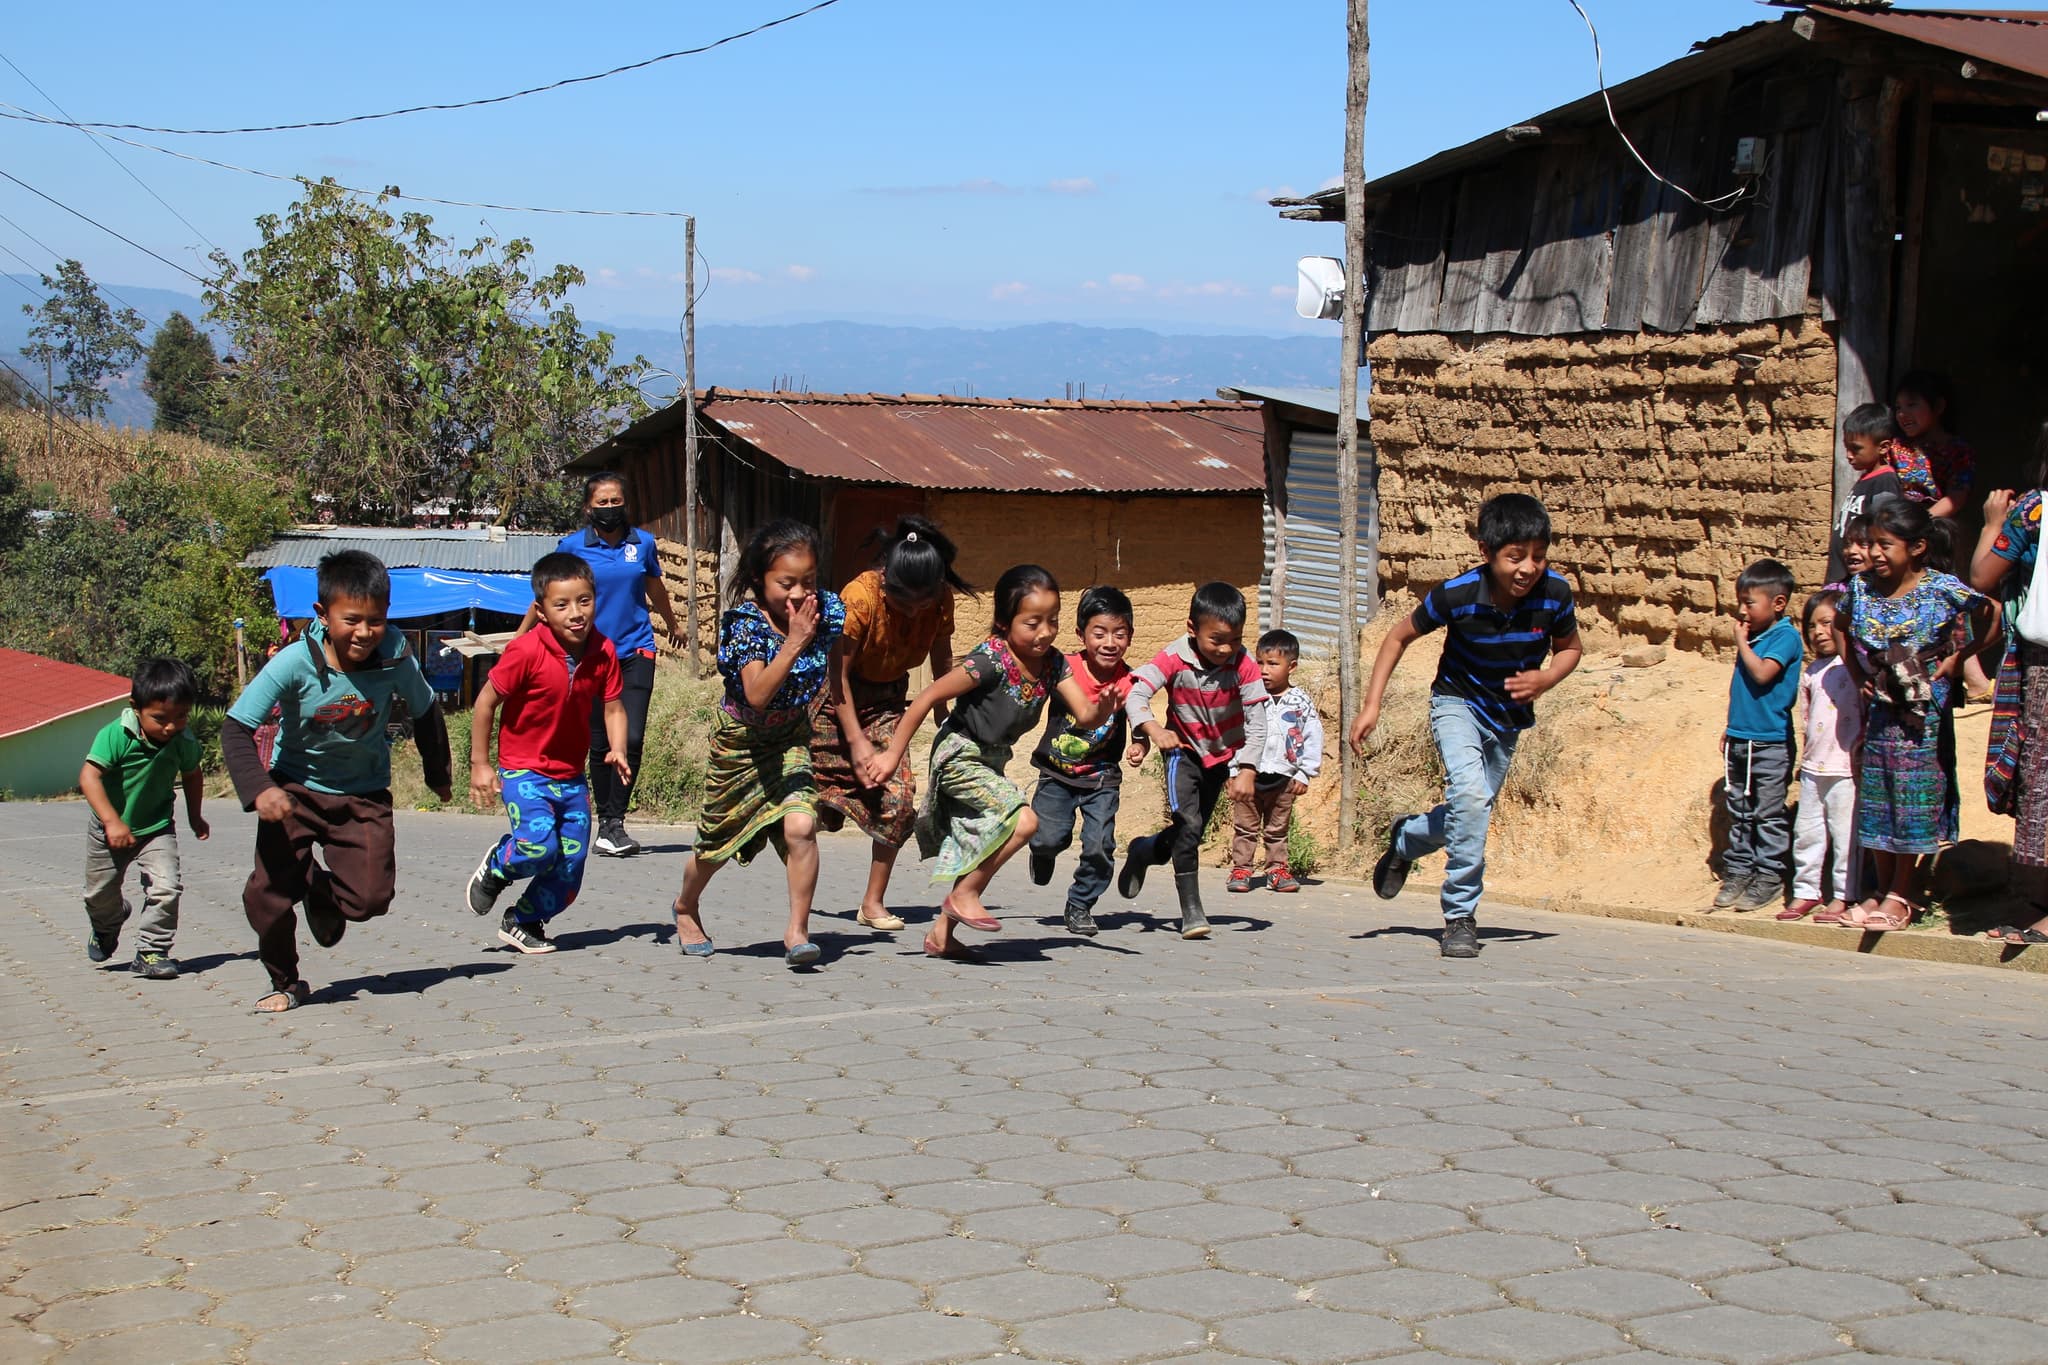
top-left (262, 566), bottom-right (532, 621)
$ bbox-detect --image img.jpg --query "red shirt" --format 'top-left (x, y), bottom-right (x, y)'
top-left (488, 628), bottom-right (623, 779)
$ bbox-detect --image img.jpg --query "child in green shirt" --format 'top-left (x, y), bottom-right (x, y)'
top-left (79, 658), bottom-right (208, 980)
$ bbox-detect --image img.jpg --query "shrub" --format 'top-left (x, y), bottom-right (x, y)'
top-left (1286, 815), bottom-right (1323, 878)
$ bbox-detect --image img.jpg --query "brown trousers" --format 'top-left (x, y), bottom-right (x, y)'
top-left (242, 784), bottom-right (397, 991)
top-left (1230, 782), bottom-right (1299, 872)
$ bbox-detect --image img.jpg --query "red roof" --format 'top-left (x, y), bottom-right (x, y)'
top-left (696, 390), bottom-right (1266, 494)
top-left (0, 648), bottom-right (131, 740)
top-left (1816, 5), bottom-right (2048, 82)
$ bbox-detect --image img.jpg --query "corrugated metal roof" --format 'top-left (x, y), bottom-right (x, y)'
top-left (1215, 381), bottom-right (1369, 422)
top-left (242, 528), bottom-right (563, 572)
top-left (1817, 5), bottom-right (2048, 81)
top-left (0, 648), bottom-right (130, 739)
top-left (591, 390), bottom-right (1267, 494)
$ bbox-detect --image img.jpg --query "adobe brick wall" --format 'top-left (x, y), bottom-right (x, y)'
top-left (1366, 312), bottom-right (1837, 652)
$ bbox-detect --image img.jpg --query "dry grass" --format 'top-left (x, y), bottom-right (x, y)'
top-left (0, 406), bottom-right (268, 511)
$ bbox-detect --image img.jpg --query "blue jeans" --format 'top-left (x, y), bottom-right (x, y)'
top-left (488, 770), bottom-right (593, 923)
top-left (1030, 778), bottom-right (1120, 911)
top-left (1392, 697), bottom-right (1519, 922)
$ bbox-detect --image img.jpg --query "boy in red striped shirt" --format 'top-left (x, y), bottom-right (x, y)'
top-left (1115, 582), bottom-right (1269, 938)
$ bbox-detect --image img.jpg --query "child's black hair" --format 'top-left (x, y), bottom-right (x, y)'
top-left (1925, 517), bottom-right (1959, 575)
top-left (729, 519), bottom-right (823, 607)
top-left (872, 514), bottom-right (974, 603)
top-left (1476, 493), bottom-right (1551, 551)
top-left (1735, 558), bottom-right (1796, 602)
top-left (991, 564), bottom-right (1059, 632)
top-left (1870, 495), bottom-right (1936, 555)
top-left (1801, 588), bottom-right (1845, 635)
top-left (1842, 512), bottom-right (1875, 545)
top-left (583, 469), bottom-right (628, 504)
top-left (131, 656), bottom-right (197, 710)
top-left (1188, 581), bottom-right (1247, 631)
top-left (1842, 402), bottom-right (1895, 444)
top-left (1076, 585), bottom-right (1134, 631)
top-left (316, 550), bottom-right (391, 608)
top-left (1256, 629), bottom-right (1300, 661)
top-left (532, 551), bottom-right (596, 599)
top-left (1894, 368), bottom-right (1959, 433)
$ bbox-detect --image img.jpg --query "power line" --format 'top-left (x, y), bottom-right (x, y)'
top-left (10, 0), bottom-right (844, 137)
top-left (0, 169), bottom-right (207, 284)
top-left (0, 50), bottom-right (219, 252)
top-left (0, 354), bottom-right (129, 461)
top-left (0, 209), bottom-right (169, 331)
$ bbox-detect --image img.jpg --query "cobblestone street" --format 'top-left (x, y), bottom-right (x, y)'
top-left (5, 799), bottom-right (2048, 1364)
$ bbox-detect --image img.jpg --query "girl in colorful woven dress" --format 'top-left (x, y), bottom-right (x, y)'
top-left (812, 516), bottom-right (969, 933)
top-left (871, 565), bottom-right (1115, 960)
top-left (1889, 370), bottom-right (1993, 701)
top-left (672, 519), bottom-right (844, 968)
top-left (1842, 498), bottom-right (1997, 931)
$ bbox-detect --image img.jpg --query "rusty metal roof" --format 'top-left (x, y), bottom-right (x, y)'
top-left (1814, 5), bottom-right (2048, 81)
top-left (593, 390), bottom-right (1267, 495)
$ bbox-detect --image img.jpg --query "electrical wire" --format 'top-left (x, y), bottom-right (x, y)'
top-left (0, 169), bottom-right (207, 284)
top-left (1564, 0), bottom-right (1751, 212)
top-left (0, 209), bottom-right (168, 332)
top-left (9, 0), bottom-right (843, 137)
top-left (0, 354), bottom-right (129, 460)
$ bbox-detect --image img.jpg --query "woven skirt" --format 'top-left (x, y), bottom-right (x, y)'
top-left (1857, 696), bottom-right (1958, 856)
top-left (915, 729), bottom-right (1025, 882)
top-left (694, 710), bottom-right (816, 867)
top-left (2013, 642), bottom-right (2048, 867)
top-left (811, 675), bottom-right (917, 848)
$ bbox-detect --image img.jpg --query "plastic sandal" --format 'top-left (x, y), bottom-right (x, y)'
top-left (254, 981), bottom-right (310, 1013)
top-left (1777, 899), bottom-right (1822, 921)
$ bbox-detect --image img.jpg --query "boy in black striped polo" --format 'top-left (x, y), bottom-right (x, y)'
top-left (1349, 493), bottom-right (1583, 957)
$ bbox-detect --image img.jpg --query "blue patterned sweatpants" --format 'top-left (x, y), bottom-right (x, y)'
top-left (487, 770), bottom-right (592, 923)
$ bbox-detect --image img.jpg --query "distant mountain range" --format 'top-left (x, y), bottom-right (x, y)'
top-left (0, 278), bottom-right (1341, 430)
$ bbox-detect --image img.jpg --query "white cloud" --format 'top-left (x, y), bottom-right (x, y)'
top-left (711, 267), bottom-right (764, 284)
top-left (1081, 280), bottom-right (1101, 291)
top-left (1318, 173), bottom-right (1343, 191)
top-left (1046, 177), bottom-right (1098, 195)
top-left (784, 264), bottom-right (817, 282)
top-left (1270, 284), bottom-right (1294, 299)
top-left (989, 281), bottom-right (1031, 300)
top-left (1154, 280), bottom-right (1249, 299)
top-left (596, 267), bottom-right (620, 282)
top-left (1108, 273), bottom-right (1147, 293)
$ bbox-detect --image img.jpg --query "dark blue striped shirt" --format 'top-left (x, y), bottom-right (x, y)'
top-left (1412, 568), bottom-right (1579, 734)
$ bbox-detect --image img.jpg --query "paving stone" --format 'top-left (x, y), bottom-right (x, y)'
top-left (1778, 1231), bottom-right (1982, 1279)
top-left (1396, 1230), bottom-right (1583, 1278)
top-left (386, 1276), bottom-right (562, 1327)
top-left (1119, 1268), bottom-right (1303, 1318)
top-left (1504, 1267), bottom-right (1707, 1321)
top-left (1122, 1200), bottom-right (1294, 1244)
top-left (431, 1313), bottom-right (620, 1364)
top-left (206, 1282), bottom-right (385, 1330)
top-left (1915, 1271), bottom-right (2048, 1323)
top-left (1973, 1235), bottom-right (2048, 1276)
top-left (152, 1215), bottom-right (311, 1259)
top-left (1036, 1233), bottom-right (1208, 1278)
top-left (1297, 1200), bottom-right (1473, 1244)
top-left (625, 1313), bottom-right (811, 1363)
top-left (749, 1271), bottom-right (926, 1325)
top-left (1420, 1305), bottom-right (1628, 1362)
top-left (1708, 1266), bottom-right (1917, 1319)
top-left (1478, 1198), bottom-right (1655, 1240)
top-left (955, 1204), bottom-right (1119, 1247)
top-left (932, 1268), bottom-right (1112, 1320)
top-left (178, 1247), bottom-right (345, 1294)
top-left (1852, 1310), bottom-right (2048, 1365)
top-left (685, 1237), bottom-right (855, 1283)
top-left (813, 1310), bottom-right (1008, 1364)
top-left (346, 1245), bottom-right (513, 1289)
top-left (1585, 1229), bottom-right (1783, 1279)
top-left (1013, 1308), bottom-right (1208, 1364)
top-left (31, 1287), bottom-right (211, 1337)
top-left (1312, 1268), bottom-right (1506, 1319)
top-left (564, 1275), bottom-right (742, 1328)
top-left (1836, 1202), bottom-right (2032, 1244)
top-left (9, 1252), bottom-right (180, 1299)
top-left (243, 1318), bottom-right (429, 1364)
top-left (60, 1324), bottom-right (246, 1364)
top-left (1625, 1306), bottom-right (1846, 1364)
top-left (1214, 1306), bottom-right (1414, 1363)
top-left (1212, 1231), bottom-right (1391, 1279)
top-left (794, 1205), bottom-right (951, 1248)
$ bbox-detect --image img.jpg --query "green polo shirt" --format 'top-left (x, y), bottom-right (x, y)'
top-left (84, 709), bottom-right (202, 838)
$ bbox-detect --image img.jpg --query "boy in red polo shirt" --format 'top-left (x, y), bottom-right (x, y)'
top-left (466, 553), bottom-right (630, 953)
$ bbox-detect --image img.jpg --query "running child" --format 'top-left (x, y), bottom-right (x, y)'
top-left (1781, 590), bottom-right (1860, 922)
top-left (1116, 582), bottom-right (1270, 940)
top-left (1228, 629), bottom-right (1324, 894)
top-left (671, 520), bottom-right (843, 967)
top-left (1026, 585), bottom-right (1145, 937)
top-left (79, 658), bottom-right (208, 980)
top-left (222, 551), bottom-right (453, 1012)
top-left (1353, 493), bottom-right (1582, 959)
top-left (464, 553), bottom-right (630, 955)
top-left (1714, 560), bottom-right (1802, 913)
top-left (872, 565), bottom-right (1115, 960)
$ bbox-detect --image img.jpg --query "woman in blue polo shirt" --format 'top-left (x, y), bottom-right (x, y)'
top-left (520, 471), bottom-right (683, 856)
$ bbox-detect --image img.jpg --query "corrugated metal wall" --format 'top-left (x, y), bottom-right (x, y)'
top-left (1270, 429), bottom-right (1379, 657)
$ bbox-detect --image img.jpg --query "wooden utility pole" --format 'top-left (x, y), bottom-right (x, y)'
top-left (1335, 0), bottom-right (1369, 853)
top-left (683, 215), bottom-right (702, 677)
top-left (44, 353), bottom-right (54, 464)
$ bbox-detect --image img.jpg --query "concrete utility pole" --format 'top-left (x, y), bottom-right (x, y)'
top-left (1336, 0), bottom-right (1369, 853)
top-left (684, 215), bottom-right (702, 678)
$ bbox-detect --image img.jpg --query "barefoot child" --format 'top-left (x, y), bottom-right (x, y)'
top-left (874, 565), bottom-right (1115, 960)
top-left (79, 658), bottom-right (208, 980)
top-left (465, 553), bottom-right (630, 955)
top-left (1715, 560), bottom-right (1803, 913)
top-left (1229, 629), bottom-right (1324, 894)
top-left (671, 520), bottom-right (843, 967)
top-left (222, 551), bottom-right (453, 1011)
top-left (1115, 583), bottom-right (1270, 939)
top-left (1353, 493), bottom-right (1582, 959)
top-left (1782, 591), bottom-right (1859, 921)
top-left (1026, 585), bottom-right (1145, 937)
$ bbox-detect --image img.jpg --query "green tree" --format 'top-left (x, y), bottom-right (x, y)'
top-left (19, 259), bottom-right (146, 421)
top-left (143, 311), bottom-right (221, 436)
top-left (203, 179), bottom-right (647, 525)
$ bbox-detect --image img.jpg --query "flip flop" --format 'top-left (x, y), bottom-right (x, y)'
top-left (1984, 925), bottom-right (2025, 944)
top-left (2020, 928), bottom-right (2048, 946)
top-left (941, 894), bottom-right (1001, 933)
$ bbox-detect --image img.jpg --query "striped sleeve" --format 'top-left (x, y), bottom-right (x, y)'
top-left (1234, 653), bottom-right (1269, 767)
top-left (1411, 583), bottom-right (1449, 634)
top-left (1547, 577), bottom-right (1579, 639)
top-left (1124, 649), bottom-right (1177, 730)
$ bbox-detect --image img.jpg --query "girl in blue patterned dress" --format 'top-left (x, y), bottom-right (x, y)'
top-left (671, 520), bottom-right (844, 967)
top-left (1844, 498), bottom-right (1997, 931)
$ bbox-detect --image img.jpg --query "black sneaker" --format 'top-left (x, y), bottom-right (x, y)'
top-left (1373, 819), bottom-right (1414, 900)
top-left (1029, 851), bottom-right (1055, 886)
top-left (1710, 877), bottom-right (1747, 911)
top-left (132, 951), bottom-right (179, 980)
top-left (1064, 904), bottom-right (1099, 937)
top-left (592, 820), bottom-right (641, 857)
top-left (1116, 837), bottom-right (1153, 900)
top-left (467, 850), bottom-right (510, 917)
top-left (1733, 874), bottom-right (1783, 913)
top-left (1441, 918), bottom-right (1481, 958)
top-left (498, 913), bottom-right (557, 955)
top-left (87, 928), bottom-right (120, 964)
top-left (304, 869), bottom-right (346, 947)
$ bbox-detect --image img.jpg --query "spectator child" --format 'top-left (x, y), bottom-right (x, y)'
top-left (1026, 585), bottom-right (1145, 937)
top-left (1781, 590), bottom-right (1860, 921)
top-left (1229, 629), bottom-right (1324, 894)
top-left (874, 565), bottom-right (1115, 959)
top-left (1834, 513), bottom-right (1877, 590)
top-left (1826, 403), bottom-right (1903, 583)
top-left (78, 658), bottom-right (208, 980)
top-left (1889, 370), bottom-right (1974, 520)
top-left (464, 554), bottom-right (630, 955)
top-left (670, 520), bottom-right (844, 967)
top-left (1353, 493), bottom-right (1583, 958)
top-left (1116, 582), bottom-right (1271, 939)
top-left (223, 551), bottom-right (454, 1012)
top-left (1842, 497), bottom-right (1998, 930)
top-left (1715, 560), bottom-right (1804, 912)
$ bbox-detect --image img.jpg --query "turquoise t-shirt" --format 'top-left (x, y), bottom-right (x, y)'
top-left (84, 709), bottom-right (202, 838)
top-left (228, 623), bottom-right (435, 795)
top-left (1726, 616), bottom-right (1803, 743)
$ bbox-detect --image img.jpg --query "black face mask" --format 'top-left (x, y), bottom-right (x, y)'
top-left (589, 506), bottom-right (629, 533)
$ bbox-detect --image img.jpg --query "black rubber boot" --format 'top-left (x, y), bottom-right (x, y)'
top-left (1176, 872), bottom-right (1211, 940)
top-left (1117, 836), bottom-right (1155, 900)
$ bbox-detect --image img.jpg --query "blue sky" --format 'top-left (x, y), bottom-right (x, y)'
top-left (3, 0), bottom-right (1772, 336)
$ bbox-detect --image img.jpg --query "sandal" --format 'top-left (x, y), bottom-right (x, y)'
top-left (855, 907), bottom-right (906, 932)
top-left (254, 980), bottom-right (311, 1013)
top-left (1812, 903), bottom-right (1853, 925)
top-left (1852, 894), bottom-right (1914, 932)
top-left (1985, 925), bottom-right (2028, 944)
top-left (941, 894), bottom-right (1001, 934)
top-left (1777, 899), bottom-right (1822, 922)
